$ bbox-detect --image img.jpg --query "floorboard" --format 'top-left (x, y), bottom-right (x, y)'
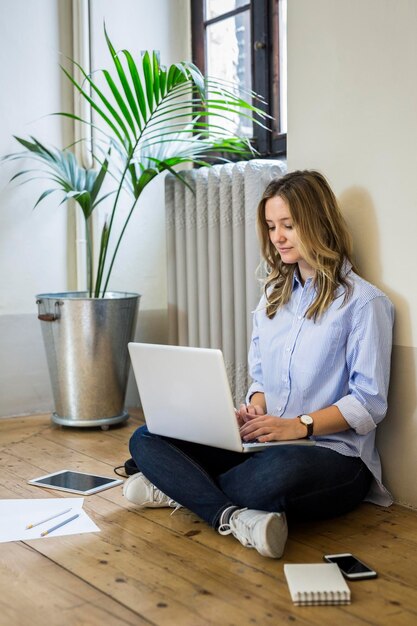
top-left (0, 412), bottom-right (416, 626)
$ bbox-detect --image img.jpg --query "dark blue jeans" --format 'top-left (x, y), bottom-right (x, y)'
top-left (129, 425), bottom-right (372, 528)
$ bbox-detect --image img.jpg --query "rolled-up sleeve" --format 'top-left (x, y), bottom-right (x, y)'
top-left (334, 295), bottom-right (394, 434)
top-left (246, 307), bottom-right (265, 403)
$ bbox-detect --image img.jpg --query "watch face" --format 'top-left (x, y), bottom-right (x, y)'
top-left (299, 414), bottom-right (314, 438)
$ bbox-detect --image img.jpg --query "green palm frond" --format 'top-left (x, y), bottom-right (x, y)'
top-left (5, 136), bottom-right (110, 220)
top-left (66, 28), bottom-right (266, 167)
top-left (4, 27), bottom-right (272, 297)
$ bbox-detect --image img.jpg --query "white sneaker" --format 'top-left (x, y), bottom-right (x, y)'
top-left (218, 507), bottom-right (288, 558)
top-left (122, 472), bottom-right (178, 508)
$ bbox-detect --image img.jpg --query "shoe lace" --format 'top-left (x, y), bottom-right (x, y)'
top-left (218, 507), bottom-right (248, 537)
top-left (219, 508), bottom-right (266, 548)
top-left (170, 503), bottom-right (182, 516)
top-left (149, 483), bottom-right (180, 512)
top-left (149, 483), bottom-right (169, 504)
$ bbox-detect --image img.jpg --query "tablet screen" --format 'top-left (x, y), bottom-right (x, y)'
top-left (28, 470), bottom-right (122, 494)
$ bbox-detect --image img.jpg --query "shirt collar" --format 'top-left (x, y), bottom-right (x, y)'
top-left (292, 267), bottom-right (314, 289)
top-left (341, 258), bottom-right (353, 277)
top-left (292, 258), bottom-right (353, 289)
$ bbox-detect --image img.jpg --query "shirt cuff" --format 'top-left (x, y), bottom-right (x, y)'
top-left (334, 395), bottom-right (377, 435)
top-left (246, 383), bottom-right (264, 405)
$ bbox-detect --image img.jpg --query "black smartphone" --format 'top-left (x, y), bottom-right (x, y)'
top-left (323, 553), bottom-right (377, 580)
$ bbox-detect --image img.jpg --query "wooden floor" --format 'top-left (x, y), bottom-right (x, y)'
top-left (1, 412), bottom-right (416, 626)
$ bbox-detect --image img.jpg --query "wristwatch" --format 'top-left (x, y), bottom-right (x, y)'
top-left (298, 414), bottom-right (314, 438)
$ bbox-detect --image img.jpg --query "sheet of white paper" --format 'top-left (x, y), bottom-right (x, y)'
top-left (0, 498), bottom-right (100, 542)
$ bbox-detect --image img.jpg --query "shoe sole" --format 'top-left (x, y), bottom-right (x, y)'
top-left (259, 513), bottom-right (288, 558)
top-left (122, 473), bottom-right (150, 507)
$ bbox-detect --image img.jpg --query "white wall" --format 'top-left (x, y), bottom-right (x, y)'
top-left (0, 0), bottom-right (73, 415)
top-left (0, 0), bottom-right (191, 415)
top-left (288, 0), bottom-right (417, 508)
top-left (0, 2), bottom-right (72, 314)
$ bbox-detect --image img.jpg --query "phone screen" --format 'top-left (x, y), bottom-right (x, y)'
top-left (326, 554), bottom-right (374, 575)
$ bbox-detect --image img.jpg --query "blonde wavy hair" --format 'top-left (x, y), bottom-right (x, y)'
top-left (257, 170), bottom-right (357, 320)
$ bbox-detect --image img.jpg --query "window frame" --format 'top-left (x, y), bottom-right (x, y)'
top-left (191, 0), bottom-right (287, 157)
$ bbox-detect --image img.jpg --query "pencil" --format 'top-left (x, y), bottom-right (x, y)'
top-left (26, 507), bottom-right (72, 529)
top-left (40, 513), bottom-right (80, 537)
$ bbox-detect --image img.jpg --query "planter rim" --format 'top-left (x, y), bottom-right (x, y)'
top-left (36, 291), bottom-right (140, 301)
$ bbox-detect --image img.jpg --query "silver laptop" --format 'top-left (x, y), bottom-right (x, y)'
top-left (128, 343), bottom-right (315, 453)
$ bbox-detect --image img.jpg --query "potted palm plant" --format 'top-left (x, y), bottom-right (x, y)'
top-left (4, 28), bottom-right (267, 428)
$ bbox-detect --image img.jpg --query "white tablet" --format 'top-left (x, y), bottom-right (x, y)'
top-left (28, 470), bottom-right (123, 495)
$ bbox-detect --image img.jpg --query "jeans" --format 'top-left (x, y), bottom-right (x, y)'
top-left (129, 425), bottom-right (372, 528)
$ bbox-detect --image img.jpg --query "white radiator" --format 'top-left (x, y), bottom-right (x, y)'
top-left (165, 159), bottom-right (286, 405)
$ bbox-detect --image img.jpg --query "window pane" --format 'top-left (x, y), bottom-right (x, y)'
top-left (278, 0), bottom-right (287, 134)
top-left (205, 0), bottom-right (249, 21)
top-left (206, 9), bottom-right (252, 137)
top-left (269, 0), bottom-right (287, 137)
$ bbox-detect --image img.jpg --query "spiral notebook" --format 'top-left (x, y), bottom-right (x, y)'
top-left (284, 563), bottom-right (351, 606)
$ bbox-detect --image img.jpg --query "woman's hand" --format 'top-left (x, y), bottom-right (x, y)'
top-left (239, 414), bottom-right (307, 442)
top-left (236, 403), bottom-right (265, 428)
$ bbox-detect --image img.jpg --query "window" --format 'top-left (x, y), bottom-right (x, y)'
top-left (191, 0), bottom-right (287, 156)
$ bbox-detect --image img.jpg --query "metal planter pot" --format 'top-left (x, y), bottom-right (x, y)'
top-left (36, 291), bottom-right (140, 428)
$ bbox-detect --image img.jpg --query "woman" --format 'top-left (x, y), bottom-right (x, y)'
top-left (124, 170), bottom-right (394, 559)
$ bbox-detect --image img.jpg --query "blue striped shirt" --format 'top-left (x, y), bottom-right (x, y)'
top-left (247, 263), bottom-right (395, 506)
